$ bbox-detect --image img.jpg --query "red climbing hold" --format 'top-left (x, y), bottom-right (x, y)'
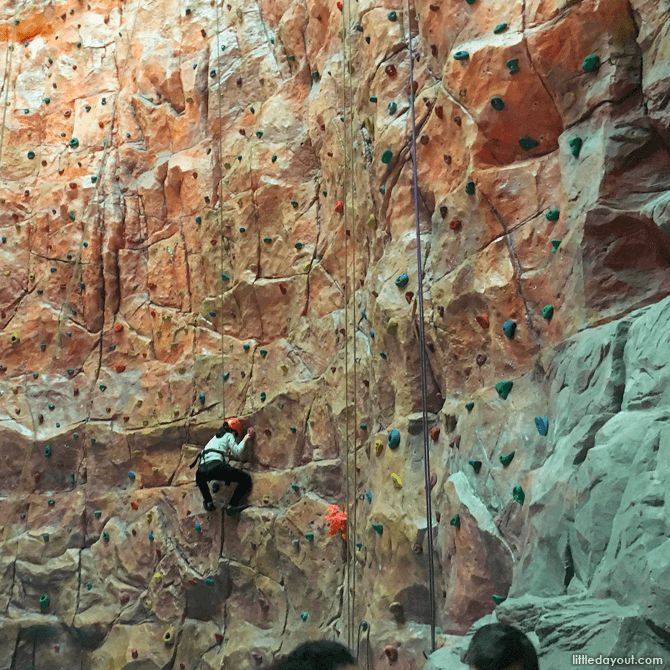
top-left (131, 501), bottom-right (139, 510)
top-left (337, 1), bottom-right (343, 9)
top-left (156, 549), bottom-right (162, 559)
top-left (34, 473), bottom-right (40, 483)
top-left (449, 219), bottom-right (462, 230)
top-left (405, 292), bottom-right (414, 303)
top-left (215, 633), bottom-right (223, 644)
top-left (114, 324), bottom-right (124, 332)
top-left (476, 353), bottom-right (487, 366)
top-left (210, 239), bottom-right (217, 246)
top-left (335, 200), bottom-right (344, 214)
top-left (430, 471), bottom-right (438, 489)
top-left (131, 649), bottom-right (138, 659)
top-left (116, 364), bottom-right (126, 373)
top-left (385, 64), bottom-right (397, 77)
top-left (385, 646), bottom-right (398, 662)
top-left (279, 284), bottom-right (287, 295)
top-left (475, 314), bottom-right (489, 329)
top-left (435, 105), bottom-right (444, 119)
top-left (430, 426), bottom-right (440, 441)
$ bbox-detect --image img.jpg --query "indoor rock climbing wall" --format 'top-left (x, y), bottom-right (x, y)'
top-left (0, 0), bottom-right (669, 667)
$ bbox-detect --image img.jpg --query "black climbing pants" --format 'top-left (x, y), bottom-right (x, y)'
top-left (196, 461), bottom-right (252, 507)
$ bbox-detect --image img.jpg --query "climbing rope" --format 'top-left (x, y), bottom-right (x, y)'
top-left (405, 1), bottom-right (437, 653)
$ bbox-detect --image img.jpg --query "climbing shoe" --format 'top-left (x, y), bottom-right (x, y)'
top-left (203, 501), bottom-right (216, 512)
top-left (226, 505), bottom-right (249, 517)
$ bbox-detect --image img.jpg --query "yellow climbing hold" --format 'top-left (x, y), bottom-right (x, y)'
top-left (152, 466), bottom-right (158, 473)
top-left (387, 319), bottom-right (398, 335)
top-left (146, 511), bottom-right (153, 524)
top-left (366, 214), bottom-right (377, 230)
top-left (134, 450), bottom-right (142, 457)
top-left (181, 490), bottom-right (187, 498)
top-left (280, 363), bottom-right (289, 374)
top-left (303, 263), bottom-right (311, 272)
top-left (391, 473), bottom-right (403, 489)
top-left (146, 599), bottom-right (153, 609)
top-left (163, 626), bottom-right (175, 644)
top-left (153, 571), bottom-right (162, 583)
top-left (375, 440), bottom-right (383, 456)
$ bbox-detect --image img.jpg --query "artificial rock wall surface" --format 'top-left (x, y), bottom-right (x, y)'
top-left (0, 0), bottom-right (669, 668)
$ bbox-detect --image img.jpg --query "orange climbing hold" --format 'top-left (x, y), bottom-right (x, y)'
top-left (475, 314), bottom-right (490, 329)
top-left (114, 324), bottom-right (124, 333)
top-left (430, 426), bottom-right (440, 441)
top-left (325, 504), bottom-right (347, 539)
top-left (335, 200), bottom-right (344, 214)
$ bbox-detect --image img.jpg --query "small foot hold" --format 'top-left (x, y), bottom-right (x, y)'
top-left (226, 505), bottom-right (249, 517)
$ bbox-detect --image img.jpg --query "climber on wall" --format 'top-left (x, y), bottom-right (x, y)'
top-left (189, 418), bottom-right (255, 516)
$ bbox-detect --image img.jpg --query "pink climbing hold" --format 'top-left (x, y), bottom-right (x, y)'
top-left (335, 200), bottom-right (344, 214)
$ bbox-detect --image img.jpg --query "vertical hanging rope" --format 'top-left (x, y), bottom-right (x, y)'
top-left (405, 0), bottom-right (437, 654)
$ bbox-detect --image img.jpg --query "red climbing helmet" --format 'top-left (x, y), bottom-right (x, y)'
top-left (225, 417), bottom-right (243, 436)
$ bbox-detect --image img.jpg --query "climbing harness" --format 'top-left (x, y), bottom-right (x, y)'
top-left (405, 0), bottom-right (437, 653)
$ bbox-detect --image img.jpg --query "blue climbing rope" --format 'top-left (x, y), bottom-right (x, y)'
top-left (405, 1), bottom-right (437, 653)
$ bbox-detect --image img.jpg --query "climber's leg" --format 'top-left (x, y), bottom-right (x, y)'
top-left (227, 467), bottom-right (253, 508)
top-left (195, 467), bottom-right (214, 506)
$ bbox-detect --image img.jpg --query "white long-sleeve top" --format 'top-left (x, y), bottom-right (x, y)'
top-left (200, 432), bottom-right (244, 466)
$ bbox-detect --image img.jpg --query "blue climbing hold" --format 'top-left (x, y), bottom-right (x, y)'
top-left (195, 523), bottom-right (201, 532)
top-left (502, 320), bottom-right (517, 339)
top-left (221, 273), bottom-right (230, 281)
top-left (206, 578), bottom-right (215, 586)
top-left (454, 50), bottom-right (469, 61)
top-left (199, 393), bottom-right (205, 403)
top-left (209, 311), bottom-right (216, 318)
top-left (366, 491), bottom-right (372, 503)
top-left (388, 429), bottom-right (400, 449)
top-left (395, 273), bottom-right (409, 288)
top-left (369, 330), bottom-right (375, 338)
top-left (128, 471), bottom-right (136, 479)
top-left (388, 101), bottom-right (397, 114)
top-left (535, 416), bottom-right (548, 436)
top-left (148, 531), bottom-right (154, 541)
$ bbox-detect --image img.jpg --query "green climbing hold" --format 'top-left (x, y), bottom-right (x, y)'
top-left (493, 23), bottom-right (508, 34)
top-left (542, 305), bottom-right (554, 320)
top-left (290, 426), bottom-right (297, 433)
top-left (388, 10), bottom-right (397, 20)
top-left (395, 273), bottom-right (409, 288)
top-left (388, 429), bottom-right (400, 449)
top-left (260, 392), bottom-right (266, 402)
top-left (372, 523), bottom-right (383, 535)
top-left (468, 459), bottom-right (482, 474)
top-left (369, 96), bottom-right (378, 103)
top-left (206, 578), bottom-right (215, 587)
top-left (495, 380), bottom-right (513, 399)
top-left (490, 96), bottom-right (505, 111)
top-left (519, 137), bottom-right (539, 151)
top-left (465, 402), bottom-right (474, 412)
top-left (381, 149), bottom-right (393, 164)
top-left (545, 209), bottom-right (559, 221)
top-left (582, 54), bottom-right (600, 73)
top-left (291, 200), bottom-right (299, 208)
top-left (569, 137), bottom-right (583, 157)
top-left (264, 237), bottom-right (272, 244)
top-left (48, 499), bottom-right (55, 506)
top-left (43, 533), bottom-right (49, 541)
top-left (507, 58), bottom-right (519, 74)
top-left (102, 531), bottom-right (109, 541)
top-left (305, 532), bottom-right (314, 541)
top-left (499, 451), bottom-right (515, 466)
top-left (465, 181), bottom-right (475, 195)
top-left (291, 484), bottom-right (300, 492)
top-left (27, 151), bottom-right (35, 159)
top-left (260, 349), bottom-right (268, 357)
top-left (94, 510), bottom-right (102, 519)
top-left (69, 212), bottom-right (75, 221)
top-left (551, 239), bottom-right (562, 253)
top-left (300, 612), bottom-right (309, 621)
top-left (492, 594), bottom-right (507, 605)
top-left (295, 242), bottom-right (303, 250)
top-left (243, 344), bottom-right (250, 351)
top-left (69, 138), bottom-right (79, 148)
top-left (360, 423), bottom-right (367, 431)
top-left (450, 513), bottom-right (460, 528)
top-left (512, 484), bottom-right (525, 505)
top-left (39, 594), bottom-right (50, 608)
top-left (272, 155), bottom-right (277, 162)
top-left (388, 101), bottom-right (397, 114)
top-left (44, 445), bottom-right (51, 458)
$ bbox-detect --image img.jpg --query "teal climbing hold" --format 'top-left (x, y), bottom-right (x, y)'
top-left (70, 473), bottom-right (76, 485)
top-left (260, 392), bottom-right (266, 402)
top-left (196, 216), bottom-right (202, 224)
top-left (493, 23), bottom-right (508, 33)
top-left (535, 416), bottom-right (548, 436)
top-left (199, 393), bottom-right (205, 403)
top-left (492, 594), bottom-right (507, 605)
top-left (76, 41), bottom-right (81, 48)
top-left (239, 227), bottom-right (246, 233)
top-left (465, 181), bottom-right (475, 195)
top-left (300, 612), bottom-right (309, 621)
top-left (366, 491), bottom-right (372, 503)
top-left (360, 423), bottom-right (367, 431)
top-left (542, 305), bottom-right (554, 320)
top-left (44, 445), bottom-right (51, 458)
top-left (496, 380), bottom-right (513, 399)
top-left (490, 96), bottom-right (505, 111)
top-left (512, 484), bottom-right (525, 505)
top-left (465, 0), bottom-right (476, 4)
top-left (454, 51), bottom-right (470, 61)
top-left (499, 451), bottom-right (515, 466)
top-left (290, 427), bottom-right (297, 433)
top-left (291, 200), bottom-right (298, 208)
top-left (221, 273), bottom-right (230, 281)
top-left (388, 101), bottom-right (397, 114)
top-left (582, 54), bottom-right (600, 72)
top-left (44, 97), bottom-right (51, 104)
top-left (356, 24), bottom-right (364, 31)
top-left (291, 484), bottom-right (300, 492)
top-left (43, 533), bottom-right (49, 541)
top-left (381, 149), bottom-right (393, 164)
top-left (48, 499), bottom-right (55, 506)
top-left (210, 69), bottom-right (216, 77)
top-left (99, 385), bottom-right (106, 391)
top-left (33, 372), bottom-right (39, 379)
top-left (102, 531), bottom-right (109, 541)
top-left (360, 621), bottom-right (369, 631)
top-left (86, 583), bottom-right (93, 590)
top-left (380, 352), bottom-right (387, 359)
top-left (380, 185), bottom-right (386, 195)
top-left (366, 36), bottom-right (371, 44)
top-left (450, 513), bottom-right (460, 528)
top-left (94, 510), bottom-right (102, 519)
top-left (519, 137), bottom-right (539, 151)
top-left (256, 131), bottom-right (263, 138)
top-left (388, 429), bottom-right (400, 449)
top-left (209, 311), bottom-right (216, 317)
top-left (128, 471), bottom-right (136, 479)
top-left (80, 282), bottom-right (85, 290)
top-left (372, 523), bottom-right (383, 535)
top-left (264, 237), bottom-right (272, 243)
top-left (388, 10), bottom-right (397, 20)
top-left (312, 71), bottom-right (319, 79)
top-left (369, 330), bottom-right (375, 338)
top-left (69, 212), bottom-right (75, 221)
top-left (323, 191), bottom-right (328, 196)
top-left (295, 242), bottom-right (303, 250)
top-left (39, 594), bottom-right (50, 608)
top-left (73, 433), bottom-right (79, 439)
top-left (27, 151), bottom-right (35, 159)
top-left (69, 138), bottom-right (79, 148)
top-left (272, 155), bottom-right (278, 162)
top-left (195, 523), bottom-right (201, 532)
top-left (507, 59), bottom-right (519, 74)
top-left (468, 459), bottom-right (482, 474)
top-left (206, 578), bottom-right (215, 587)
top-left (465, 402), bottom-right (474, 411)
top-left (305, 533), bottom-right (314, 541)
top-left (502, 320), bottom-right (517, 339)
top-left (149, 531), bottom-right (154, 541)
top-left (369, 96), bottom-right (378, 103)
top-left (243, 344), bottom-right (250, 351)
top-left (551, 239), bottom-right (562, 253)
top-left (85, 105), bottom-right (91, 112)
top-left (48, 404), bottom-right (55, 410)
top-left (545, 209), bottom-right (559, 221)
top-left (260, 349), bottom-right (268, 357)
top-left (395, 273), bottom-right (409, 288)
top-left (569, 137), bottom-right (583, 157)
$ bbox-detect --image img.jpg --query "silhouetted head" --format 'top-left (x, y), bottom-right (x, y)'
top-left (464, 623), bottom-right (539, 670)
top-left (270, 640), bottom-right (356, 670)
